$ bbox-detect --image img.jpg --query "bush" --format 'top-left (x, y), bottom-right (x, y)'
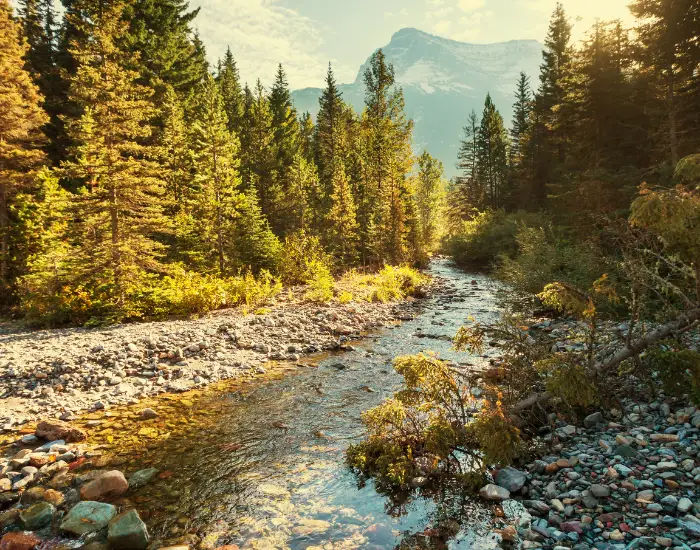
top-left (279, 230), bottom-right (332, 285)
top-left (497, 225), bottom-right (608, 297)
top-left (335, 265), bottom-right (429, 303)
top-left (443, 210), bottom-right (542, 270)
top-left (303, 259), bottom-right (335, 302)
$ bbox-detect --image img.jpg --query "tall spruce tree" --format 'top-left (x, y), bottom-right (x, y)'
top-left (326, 163), bottom-right (359, 266)
top-left (510, 72), bottom-right (532, 167)
top-left (217, 47), bottom-right (244, 137)
top-left (0, 0), bottom-right (48, 296)
top-left (298, 111), bottom-right (315, 163)
top-left (188, 75), bottom-right (242, 274)
top-left (476, 94), bottom-right (509, 209)
top-left (60, 0), bottom-right (168, 312)
top-left (361, 49), bottom-right (414, 264)
top-left (415, 151), bottom-right (444, 256)
top-left (454, 110), bottom-right (481, 213)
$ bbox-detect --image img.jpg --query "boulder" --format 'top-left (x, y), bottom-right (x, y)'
top-left (479, 483), bottom-right (510, 501)
top-left (60, 501), bottom-right (117, 535)
top-left (584, 411), bottom-right (603, 428)
top-left (128, 468), bottom-right (158, 489)
top-left (80, 470), bottom-right (129, 500)
top-left (0, 532), bottom-right (42, 550)
top-left (19, 501), bottom-right (55, 530)
top-left (495, 467), bottom-right (527, 493)
top-left (35, 420), bottom-right (86, 443)
top-left (108, 509), bottom-right (149, 550)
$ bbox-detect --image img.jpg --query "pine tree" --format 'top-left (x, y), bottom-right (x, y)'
top-left (0, 0), bottom-right (48, 295)
top-left (188, 75), bottom-right (241, 274)
top-left (159, 86), bottom-right (191, 210)
top-left (326, 163), bottom-right (359, 266)
top-left (415, 151), bottom-right (444, 256)
top-left (476, 94), bottom-right (509, 209)
top-left (121, 0), bottom-right (207, 102)
top-left (286, 153), bottom-right (321, 233)
top-left (629, 0), bottom-right (699, 165)
top-left (360, 49), bottom-right (414, 264)
top-left (510, 72), bottom-right (532, 167)
top-left (231, 188), bottom-right (281, 273)
top-left (314, 63), bottom-right (347, 200)
top-left (217, 47), bottom-right (244, 137)
top-left (242, 80), bottom-right (279, 223)
top-left (17, 0), bottom-right (55, 83)
top-left (269, 63), bottom-right (300, 171)
top-left (454, 110), bottom-right (481, 213)
top-left (61, 0), bottom-right (168, 313)
top-left (299, 111), bottom-right (315, 163)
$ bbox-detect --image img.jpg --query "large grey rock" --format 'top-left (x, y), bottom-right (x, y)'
top-left (495, 467), bottom-right (527, 493)
top-left (20, 501), bottom-right (55, 529)
top-left (584, 411), bottom-right (603, 428)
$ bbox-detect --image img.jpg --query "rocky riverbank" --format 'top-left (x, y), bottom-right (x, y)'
top-left (0, 286), bottom-right (428, 430)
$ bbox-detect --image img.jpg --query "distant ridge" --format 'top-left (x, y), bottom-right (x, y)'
top-left (292, 28), bottom-right (542, 178)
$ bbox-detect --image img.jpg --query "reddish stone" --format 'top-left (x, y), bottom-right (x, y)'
top-left (214, 547), bottom-right (240, 550)
top-left (561, 521), bottom-right (583, 534)
top-left (0, 532), bottom-right (42, 550)
top-left (620, 523), bottom-right (630, 532)
top-left (80, 470), bottom-right (129, 500)
top-left (35, 420), bottom-right (86, 443)
top-left (68, 457), bottom-right (87, 470)
top-left (545, 462), bottom-right (559, 474)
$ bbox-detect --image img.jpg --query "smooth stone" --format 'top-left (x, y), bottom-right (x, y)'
top-left (0, 532), bottom-right (43, 550)
top-left (80, 470), bottom-right (129, 500)
top-left (479, 483), bottom-right (510, 501)
top-left (128, 468), bottom-right (158, 489)
top-left (60, 501), bottom-right (117, 535)
top-left (496, 467), bottom-right (527, 493)
top-left (108, 509), bottom-right (149, 550)
top-left (19, 502), bottom-right (55, 530)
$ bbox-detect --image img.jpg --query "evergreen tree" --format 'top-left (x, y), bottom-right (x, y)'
top-left (629, 0), bottom-right (699, 165)
top-left (159, 86), bottom-right (191, 210)
top-left (510, 72), bottom-right (532, 167)
top-left (188, 75), bottom-right (242, 274)
top-left (60, 0), bottom-right (168, 313)
top-left (415, 151), bottom-right (444, 256)
top-left (230, 188), bottom-right (281, 273)
top-left (0, 0), bottom-right (48, 295)
top-left (286, 153), bottom-right (321, 234)
top-left (269, 64), bottom-right (300, 171)
top-left (476, 94), bottom-right (509, 209)
top-left (217, 47), bottom-right (244, 137)
top-left (298, 111), bottom-right (315, 163)
top-left (454, 110), bottom-right (481, 213)
top-left (314, 63), bottom-right (347, 201)
top-left (121, 0), bottom-right (207, 103)
top-left (326, 164), bottom-right (359, 266)
top-left (360, 49), bottom-right (415, 264)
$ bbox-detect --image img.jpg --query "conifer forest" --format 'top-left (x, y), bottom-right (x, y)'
top-left (0, 0), bottom-right (699, 549)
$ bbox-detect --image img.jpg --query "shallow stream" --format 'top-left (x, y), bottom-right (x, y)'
top-left (117, 260), bottom-right (505, 549)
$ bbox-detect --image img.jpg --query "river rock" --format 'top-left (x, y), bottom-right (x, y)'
top-left (584, 411), bottom-right (604, 428)
top-left (0, 532), bottom-right (42, 550)
top-left (138, 408), bottom-right (158, 420)
top-left (108, 509), bottom-right (149, 549)
top-left (479, 483), bottom-right (510, 501)
top-left (19, 501), bottom-right (55, 530)
top-left (80, 470), bottom-right (129, 500)
top-left (128, 468), bottom-right (158, 489)
top-left (61, 501), bottom-right (117, 535)
top-left (35, 420), bottom-right (86, 443)
top-left (495, 467), bottom-right (527, 492)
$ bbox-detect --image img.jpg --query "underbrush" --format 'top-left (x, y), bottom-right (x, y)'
top-left (333, 265), bottom-right (430, 303)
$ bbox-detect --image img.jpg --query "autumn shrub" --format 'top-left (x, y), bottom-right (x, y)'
top-left (303, 259), bottom-right (335, 302)
top-left (279, 230), bottom-right (332, 285)
top-left (337, 265), bottom-right (429, 303)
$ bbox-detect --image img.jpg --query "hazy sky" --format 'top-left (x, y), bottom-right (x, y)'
top-left (191, 0), bottom-right (638, 90)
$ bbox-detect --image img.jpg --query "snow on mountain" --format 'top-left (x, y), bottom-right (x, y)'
top-left (292, 28), bottom-right (542, 178)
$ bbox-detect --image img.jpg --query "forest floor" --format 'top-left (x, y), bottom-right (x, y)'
top-left (0, 285), bottom-right (428, 430)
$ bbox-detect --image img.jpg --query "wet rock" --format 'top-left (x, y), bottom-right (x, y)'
top-left (0, 532), bottom-right (42, 550)
top-left (589, 484), bottom-right (610, 498)
top-left (479, 483), bottom-right (510, 501)
top-left (60, 501), bottom-right (117, 535)
top-left (80, 470), bottom-right (129, 500)
top-left (19, 501), bottom-right (55, 530)
top-left (108, 509), bottom-right (149, 549)
top-left (584, 411), bottom-right (604, 428)
top-left (138, 408), bottom-right (158, 420)
top-left (128, 468), bottom-right (158, 489)
top-left (292, 518), bottom-right (331, 536)
top-left (35, 420), bottom-right (86, 443)
top-left (496, 467), bottom-right (527, 493)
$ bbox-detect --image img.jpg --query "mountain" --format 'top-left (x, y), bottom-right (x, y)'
top-left (291, 28), bottom-right (543, 179)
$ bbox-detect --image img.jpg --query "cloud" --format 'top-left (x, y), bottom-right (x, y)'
top-left (191, 0), bottom-right (331, 90)
top-left (457, 0), bottom-right (485, 12)
top-left (424, 0), bottom-right (493, 42)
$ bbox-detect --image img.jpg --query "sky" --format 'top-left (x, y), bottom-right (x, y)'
top-left (190, 0), bottom-right (639, 90)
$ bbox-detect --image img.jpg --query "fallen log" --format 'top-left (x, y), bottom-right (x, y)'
top-left (512, 307), bottom-right (700, 414)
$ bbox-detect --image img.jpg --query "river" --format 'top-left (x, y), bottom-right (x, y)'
top-left (120, 259), bottom-right (505, 549)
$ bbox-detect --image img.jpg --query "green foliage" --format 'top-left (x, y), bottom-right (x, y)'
top-left (279, 229), bottom-right (331, 285)
top-left (536, 356), bottom-right (598, 407)
top-left (303, 259), bottom-right (334, 302)
top-left (467, 398), bottom-right (523, 466)
top-left (444, 210), bottom-right (541, 270)
top-left (643, 344), bottom-right (700, 405)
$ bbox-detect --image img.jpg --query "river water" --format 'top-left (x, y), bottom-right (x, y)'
top-left (123, 259), bottom-right (505, 549)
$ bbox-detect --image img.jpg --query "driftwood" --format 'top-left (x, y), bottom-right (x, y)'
top-left (512, 307), bottom-right (700, 414)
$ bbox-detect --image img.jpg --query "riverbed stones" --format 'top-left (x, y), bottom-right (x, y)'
top-left (0, 532), bottom-right (42, 550)
top-left (35, 420), bottom-right (86, 443)
top-left (79, 470), bottom-right (128, 500)
top-left (60, 501), bottom-right (117, 535)
top-left (495, 467), bottom-right (527, 493)
top-left (19, 502), bottom-right (55, 530)
top-left (128, 468), bottom-right (158, 489)
top-left (479, 483), bottom-right (510, 501)
top-left (107, 509), bottom-right (149, 549)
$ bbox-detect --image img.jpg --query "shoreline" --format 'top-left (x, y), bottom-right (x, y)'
top-left (0, 285), bottom-right (430, 430)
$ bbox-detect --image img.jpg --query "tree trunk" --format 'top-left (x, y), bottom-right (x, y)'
top-left (513, 307), bottom-right (700, 414)
top-left (0, 182), bottom-right (8, 288)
